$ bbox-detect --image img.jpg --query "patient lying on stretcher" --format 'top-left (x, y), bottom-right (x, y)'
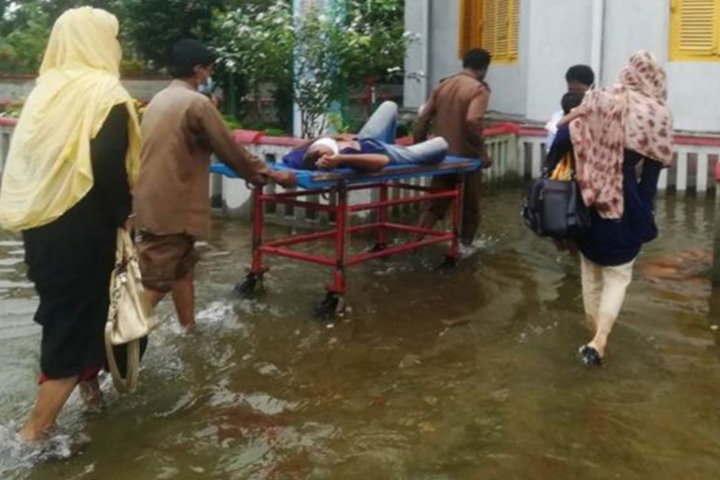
top-left (282, 101), bottom-right (448, 172)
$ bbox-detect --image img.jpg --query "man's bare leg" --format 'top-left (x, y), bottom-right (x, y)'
top-left (144, 275), bottom-right (194, 332)
top-left (145, 289), bottom-right (166, 308)
top-left (171, 269), bottom-right (196, 332)
top-left (20, 376), bottom-right (78, 442)
top-left (415, 211), bottom-right (440, 242)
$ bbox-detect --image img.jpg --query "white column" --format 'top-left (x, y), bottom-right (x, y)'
top-left (590, 0), bottom-right (606, 85)
top-left (697, 150), bottom-right (710, 198)
top-left (292, 0), bottom-right (332, 137)
top-left (403, 0), bottom-right (430, 109)
top-left (676, 149), bottom-right (689, 197)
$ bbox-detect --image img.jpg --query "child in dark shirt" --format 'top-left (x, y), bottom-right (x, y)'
top-left (546, 92), bottom-right (584, 173)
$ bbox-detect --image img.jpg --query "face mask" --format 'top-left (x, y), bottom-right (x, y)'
top-left (198, 76), bottom-right (214, 94)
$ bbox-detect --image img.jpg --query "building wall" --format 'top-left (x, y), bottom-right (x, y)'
top-left (485, 0), bottom-right (530, 116)
top-left (0, 78), bottom-right (34, 105)
top-left (403, 0), bottom-right (429, 110)
top-left (524, 0), bottom-right (593, 121)
top-left (427, 0), bottom-right (461, 89)
top-left (0, 77), bottom-right (169, 104)
top-left (600, 0), bottom-right (669, 84)
top-left (667, 62), bottom-right (720, 132)
top-left (404, 0), bottom-right (530, 115)
top-left (602, 0), bottom-right (720, 133)
top-left (414, 0), bottom-right (720, 133)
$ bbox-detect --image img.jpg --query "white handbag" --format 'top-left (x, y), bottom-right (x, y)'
top-left (104, 228), bottom-right (159, 393)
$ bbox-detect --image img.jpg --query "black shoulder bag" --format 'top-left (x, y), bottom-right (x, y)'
top-left (522, 152), bottom-right (590, 240)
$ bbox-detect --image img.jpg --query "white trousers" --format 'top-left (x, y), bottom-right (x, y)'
top-left (580, 254), bottom-right (635, 325)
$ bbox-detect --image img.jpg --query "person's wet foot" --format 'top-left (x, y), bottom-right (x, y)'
top-left (578, 345), bottom-right (603, 367)
top-left (79, 379), bottom-right (103, 410)
top-left (15, 429), bottom-right (89, 461)
top-left (458, 243), bottom-right (480, 259)
top-left (18, 426), bottom-right (46, 444)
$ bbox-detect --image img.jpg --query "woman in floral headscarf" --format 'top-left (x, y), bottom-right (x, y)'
top-left (555, 51), bottom-right (673, 366)
top-left (0, 7), bottom-right (140, 440)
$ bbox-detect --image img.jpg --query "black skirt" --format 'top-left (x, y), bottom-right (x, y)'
top-left (22, 105), bottom-right (133, 379)
top-left (24, 192), bottom-right (118, 379)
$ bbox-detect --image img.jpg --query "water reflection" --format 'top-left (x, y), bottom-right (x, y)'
top-left (1, 190), bottom-right (720, 479)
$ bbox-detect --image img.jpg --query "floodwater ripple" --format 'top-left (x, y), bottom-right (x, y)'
top-left (0, 190), bottom-right (719, 479)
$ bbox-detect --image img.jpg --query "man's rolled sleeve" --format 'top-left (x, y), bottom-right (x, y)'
top-left (196, 102), bottom-right (270, 181)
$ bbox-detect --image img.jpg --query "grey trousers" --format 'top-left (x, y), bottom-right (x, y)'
top-left (359, 101), bottom-right (448, 165)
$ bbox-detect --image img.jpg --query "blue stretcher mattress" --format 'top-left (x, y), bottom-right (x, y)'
top-left (210, 156), bottom-right (484, 189)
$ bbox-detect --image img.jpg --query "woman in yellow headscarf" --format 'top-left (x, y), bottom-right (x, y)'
top-left (0, 7), bottom-right (141, 441)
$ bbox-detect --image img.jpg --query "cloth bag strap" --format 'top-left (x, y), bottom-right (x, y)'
top-left (105, 227), bottom-right (141, 393)
top-left (104, 331), bottom-right (140, 393)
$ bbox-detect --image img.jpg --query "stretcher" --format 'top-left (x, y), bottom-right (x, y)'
top-left (211, 157), bottom-right (483, 316)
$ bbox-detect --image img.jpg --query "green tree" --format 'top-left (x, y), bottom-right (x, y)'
top-left (122, 0), bottom-right (225, 68)
top-left (0, 0), bottom-right (123, 34)
top-left (293, 0), bottom-right (409, 137)
top-left (292, 6), bottom-right (350, 138)
top-left (0, 12), bottom-right (49, 74)
top-left (212, 0), bottom-right (294, 129)
top-left (340, 0), bottom-right (407, 86)
top-left (213, 0), bottom-right (408, 137)
top-left (0, 0), bottom-right (123, 73)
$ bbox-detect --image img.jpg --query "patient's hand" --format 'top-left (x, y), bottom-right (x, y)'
top-left (317, 154), bottom-right (342, 170)
top-left (270, 170), bottom-right (296, 188)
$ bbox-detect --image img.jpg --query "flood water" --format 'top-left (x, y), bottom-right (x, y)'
top-left (1, 189), bottom-right (720, 479)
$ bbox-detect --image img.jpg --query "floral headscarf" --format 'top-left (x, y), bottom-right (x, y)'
top-left (570, 51), bottom-right (673, 220)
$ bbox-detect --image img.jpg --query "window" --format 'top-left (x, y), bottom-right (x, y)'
top-left (669, 0), bottom-right (720, 61)
top-left (459, 0), bottom-right (519, 63)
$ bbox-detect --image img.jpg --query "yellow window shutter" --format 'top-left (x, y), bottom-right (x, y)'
top-left (482, 0), bottom-right (496, 56)
top-left (484, 0), bottom-right (519, 63)
top-left (496, 0), bottom-right (509, 57)
top-left (458, 0), bottom-right (483, 57)
top-left (509, 0), bottom-right (519, 60)
top-left (457, 0), bottom-right (519, 63)
top-left (670, 0), bottom-right (720, 60)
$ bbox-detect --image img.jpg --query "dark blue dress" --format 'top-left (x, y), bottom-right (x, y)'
top-left (547, 126), bottom-right (662, 267)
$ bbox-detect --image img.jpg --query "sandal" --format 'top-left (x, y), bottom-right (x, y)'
top-left (578, 345), bottom-right (603, 367)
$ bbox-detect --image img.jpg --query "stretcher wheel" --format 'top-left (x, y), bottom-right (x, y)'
top-left (314, 292), bottom-right (346, 318)
top-left (235, 272), bottom-right (264, 298)
top-left (437, 255), bottom-right (458, 270)
top-left (370, 243), bottom-right (388, 253)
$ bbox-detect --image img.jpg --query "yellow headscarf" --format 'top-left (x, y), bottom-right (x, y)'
top-left (0, 7), bottom-right (141, 231)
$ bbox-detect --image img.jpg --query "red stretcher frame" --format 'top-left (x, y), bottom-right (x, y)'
top-left (249, 179), bottom-right (464, 297)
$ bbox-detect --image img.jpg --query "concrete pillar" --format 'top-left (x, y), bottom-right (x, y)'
top-left (403, 0), bottom-right (430, 110)
top-left (292, 0), bottom-right (340, 137)
top-left (713, 168), bottom-right (720, 285)
top-left (590, 0), bottom-right (606, 85)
